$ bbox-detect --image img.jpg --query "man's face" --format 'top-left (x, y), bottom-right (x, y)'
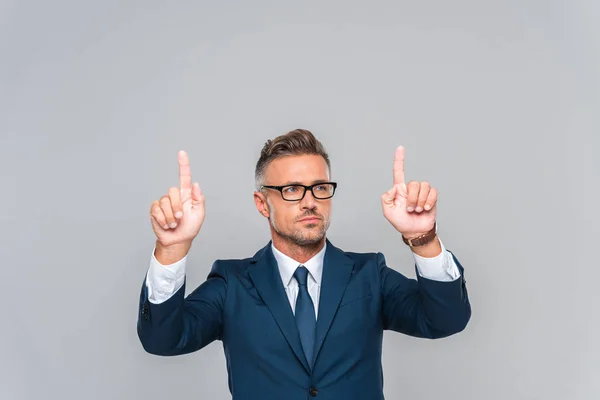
top-left (256, 154), bottom-right (332, 246)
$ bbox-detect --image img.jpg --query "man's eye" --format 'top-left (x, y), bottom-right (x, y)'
top-left (314, 185), bottom-right (326, 191)
top-left (284, 186), bottom-right (300, 193)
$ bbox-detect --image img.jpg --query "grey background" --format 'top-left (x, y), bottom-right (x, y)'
top-left (1, 1), bottom-right (598, 399)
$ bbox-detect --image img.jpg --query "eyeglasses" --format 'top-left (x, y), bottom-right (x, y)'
top-left (260, 182), bottom-right (337, 201)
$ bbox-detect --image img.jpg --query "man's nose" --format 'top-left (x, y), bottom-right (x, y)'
top-left (300, 189), bottom-right (317, 209)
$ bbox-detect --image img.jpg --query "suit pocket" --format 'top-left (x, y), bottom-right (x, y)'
top-left (338, 283), bottom-right (373, 308)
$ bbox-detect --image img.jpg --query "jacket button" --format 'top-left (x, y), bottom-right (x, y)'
top-left (309, 387), bottom-right (318, 397)
top-left (142, 303), bottom-right (149, 320)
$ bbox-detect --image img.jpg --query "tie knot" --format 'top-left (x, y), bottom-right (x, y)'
top-left (294, 266), bottom-right (309, 286)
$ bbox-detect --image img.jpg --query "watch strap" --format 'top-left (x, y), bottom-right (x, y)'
top-left (402, 222), bottom-right (437, 247)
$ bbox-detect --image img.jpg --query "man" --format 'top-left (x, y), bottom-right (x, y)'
top-left (137, 129), bottom-right (471, 399)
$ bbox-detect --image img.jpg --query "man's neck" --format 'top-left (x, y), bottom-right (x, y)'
top-left (271, 236), bottom-right (326, 264)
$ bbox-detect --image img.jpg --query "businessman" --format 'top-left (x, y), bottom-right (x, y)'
top-left (137, 129), bottom-right (471, 399)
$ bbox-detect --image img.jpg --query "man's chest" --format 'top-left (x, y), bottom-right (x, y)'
top-left (222, 276), bottom-right (382, 358)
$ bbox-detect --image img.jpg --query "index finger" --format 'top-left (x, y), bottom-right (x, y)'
top-left (178, 150), bottom-right (192, 193)
top-left (393, 145), bottom-right (405, 185)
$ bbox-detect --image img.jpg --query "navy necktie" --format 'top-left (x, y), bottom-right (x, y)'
top-left (293, 266), bottom-right (316, 367)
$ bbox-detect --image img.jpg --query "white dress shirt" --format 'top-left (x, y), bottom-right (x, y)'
top-left (271, 242), bottom-right (327, 318)
top-left (145, 236), bottom-right (461, 307)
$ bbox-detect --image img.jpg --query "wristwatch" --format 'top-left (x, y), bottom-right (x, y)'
top-left (402, 222), bottom-right (437, 247)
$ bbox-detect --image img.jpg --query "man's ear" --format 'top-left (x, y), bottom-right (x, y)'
top-left (253, 191), bottom-right (270, 218)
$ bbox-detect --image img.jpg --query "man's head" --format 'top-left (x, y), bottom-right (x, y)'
top-left (254, 129), bottom-right (335, 249)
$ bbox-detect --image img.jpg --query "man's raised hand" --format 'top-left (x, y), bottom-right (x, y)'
top-left (149, 150), bottom-right (205, 247)
top-left (381, 146), bottom-right (437, 238)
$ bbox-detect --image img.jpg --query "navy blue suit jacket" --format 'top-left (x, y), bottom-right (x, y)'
top-left (137, 239), bottom-right (471, 399)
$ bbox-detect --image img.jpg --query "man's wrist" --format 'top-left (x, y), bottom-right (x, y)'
top-left (401, 222), bottom-right (437, 246)
top-left (403, 231), bottom-right (429, 240)
top-left (155, 240), bottom-right (192, 265)
top-left (409, 235), bottom-right (442, 258)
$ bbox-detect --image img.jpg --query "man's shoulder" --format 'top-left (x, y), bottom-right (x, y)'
top-left (349, 252), bottom-right (386, 273)
top-left (326, 242), bottom-right (384, 271)
top-left (339, 249), bottom-right (381, 261)
top-left (206, 256), bottom-right (255, 283)
top-left (328, 241), bottom-right (381, 260)
top-left (328, 244), bottom-right (385, 280)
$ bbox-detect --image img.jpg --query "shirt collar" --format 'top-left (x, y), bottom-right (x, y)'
top-left (271, 241), bottom-right (326, 287)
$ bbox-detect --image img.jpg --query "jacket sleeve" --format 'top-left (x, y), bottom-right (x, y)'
top-left (379, 250), bottom-right (471, 338)
top-left (137, 260), bottom-right (227, 356)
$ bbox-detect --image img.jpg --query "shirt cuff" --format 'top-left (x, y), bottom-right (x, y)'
top-left (413, 237), bottom-right (461, 282)
top-left (145, 246), bottom-right (187, 304)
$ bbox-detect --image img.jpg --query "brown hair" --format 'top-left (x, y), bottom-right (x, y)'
top-left (255, 129), bottom-right (331, 189)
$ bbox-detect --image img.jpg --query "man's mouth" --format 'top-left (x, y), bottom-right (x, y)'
top-left (298, 216), bottom-right (321, 223)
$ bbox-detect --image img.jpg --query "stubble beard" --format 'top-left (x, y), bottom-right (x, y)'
top-left (268, 205), bottom-right (330, 247)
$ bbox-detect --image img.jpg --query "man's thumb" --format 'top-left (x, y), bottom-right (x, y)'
top-left (383, 186), bottom-right (396, 205)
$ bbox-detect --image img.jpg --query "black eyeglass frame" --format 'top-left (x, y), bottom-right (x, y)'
top-left (260, 182), bottom-right (338, 201)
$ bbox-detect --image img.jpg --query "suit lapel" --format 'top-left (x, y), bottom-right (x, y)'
top-left (248, 243), bottom-right (311, 374)
top-left (313, 239), bottom-right (355, 365)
